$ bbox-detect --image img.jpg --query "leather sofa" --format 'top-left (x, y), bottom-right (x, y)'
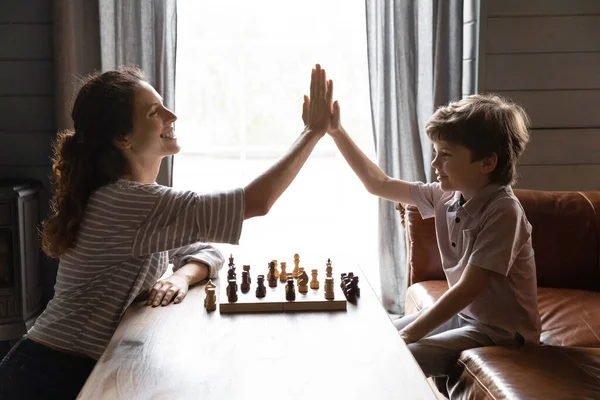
top-left (398, 189), bottom-right (600, 399)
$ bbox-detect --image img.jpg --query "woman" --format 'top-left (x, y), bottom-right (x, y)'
top-left (0, 64), bottom-right (333, 399)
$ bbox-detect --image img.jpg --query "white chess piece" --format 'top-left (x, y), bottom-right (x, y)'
top-left (204, 279), bottom-right (216, 306)
top-left (310, 269), bottom-right (319, 290)
top-left (205, 287), bottom-right (216, 311)
top-left (280, 262), bottom-right (288, 282)
top-left (324, 276), bottom-right (334, 300)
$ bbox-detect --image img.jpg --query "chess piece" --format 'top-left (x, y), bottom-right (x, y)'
top-left (297, 268), bottom-right (308, 294)
top-left (326, 258), bottom-right (332, 277)
top-left (292, 253), bottom-right (300, 278)
top-left (256, 275), bottom-right (266, 298)
top-left (205, 287), bottom-right (216, 311)
top-left (227, 265), bottom-right (236, 281)
top-left (310, 269), bottom-right (319, 290)
top-left (340, 273), bottom-right (347, 289)
top-left (279, 262), bottom-right (288, 282)
top-left (285, 278), bottom-right (296, 301)
top-left (268, 262), bottom-right (278, 288)
top-left (228, 266), bottom-right (237, 291)
top-left (345, 272), bottom-right (354, 290)
top-left (226, 279), bottom-right (238, 303)
top-left (345, 276), bottom-right (360, 303)
top-left (241, 270), bottom-right (250, 293)
top-left (228, 254), bottom-right (234, 267)
top-left (243, 265), bottom-right (251, 283)
top-left (204, 279), bottom-right (216, 306)
top-left (324, 276), bottom-right (335, 300)
top-left (272, 260), bottom-right (280, 278)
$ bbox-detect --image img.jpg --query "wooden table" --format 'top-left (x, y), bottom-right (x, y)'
top-left (78, 269), bottom-right (436, 400)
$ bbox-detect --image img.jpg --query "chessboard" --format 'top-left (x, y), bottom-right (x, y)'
top-left (216, 256), bottom-right (352, 314)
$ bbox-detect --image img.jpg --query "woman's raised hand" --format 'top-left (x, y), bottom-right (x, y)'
top-left (301, 64), bottom-right (333, 137)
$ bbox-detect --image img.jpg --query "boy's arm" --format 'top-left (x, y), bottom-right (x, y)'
top-left (244, 64), bottom-right (331, 219)
top-left (399, 265), bottom-right (495, 343)
top-left (327, 99), bottom-right (415, 205)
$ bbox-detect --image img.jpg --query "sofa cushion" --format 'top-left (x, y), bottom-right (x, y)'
top-left (538, 287), bottom-right (600, 347)
top-left (449, 345), bottom-right (600, 400)
top-left (406, 282), bottom-right (600, 348)
top-left (405, 281), bottom-right (448, 315)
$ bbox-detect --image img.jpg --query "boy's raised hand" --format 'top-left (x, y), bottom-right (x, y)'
top-left (302, 64), bottom-right (333, 137)
top-left (329, 98), bottom-right (342, 137)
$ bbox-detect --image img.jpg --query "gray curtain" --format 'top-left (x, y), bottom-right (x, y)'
top-left (365, 0), bottom-right (463, 315)
top-left (53, 0), bottom-right (177, 185)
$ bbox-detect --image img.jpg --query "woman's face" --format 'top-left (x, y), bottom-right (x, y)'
top-left (124, 81), bottom-right (179, 163)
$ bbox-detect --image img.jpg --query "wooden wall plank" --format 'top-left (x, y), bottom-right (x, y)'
top-left (0, 97), bottom-right (55, 131)
top-left (0, 132), bottom-right (53, 167)
top-left (496, 90), bottom-right (600, 129)
top-left (486, 16), bottom-right (600, 54)
top-left (516, 164), bottom-right (600, 191)
top-left (0, 25), bottom-right (53, 59)
top-left (487, 0), bottom-right (600, 17)
top-left (0, 0), bottom-right (52, 23)
top-left (486, 53), bottom-right (600, 90)
top-left (520, 129), bottom-right (600, 165)
top-left (0, 61), bottom-right (54, 95)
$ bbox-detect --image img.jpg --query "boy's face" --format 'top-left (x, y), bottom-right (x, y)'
top-left (431, 140), bottom-right (493, 198)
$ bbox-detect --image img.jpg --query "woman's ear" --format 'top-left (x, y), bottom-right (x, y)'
top-left (114, 133), bottom-right (133, 150)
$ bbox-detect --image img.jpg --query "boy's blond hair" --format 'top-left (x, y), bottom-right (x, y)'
top-left (426, 93), bottom-right (530, 186)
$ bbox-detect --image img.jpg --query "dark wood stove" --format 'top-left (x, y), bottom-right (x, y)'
top-left (0, 180), bottom-right (43, 341)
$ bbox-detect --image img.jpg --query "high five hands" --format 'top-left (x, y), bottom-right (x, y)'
top-left (302, 64), bottom-right (342, 137)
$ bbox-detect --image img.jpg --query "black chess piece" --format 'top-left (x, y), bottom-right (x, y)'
top-left (226, 279), bottom-right (238, 303)
top-left (268, 262), bottom-right (278, 288)
top-left (345, 276), bottom-right (360, 303)
top-left (227, 266), bottom-right (238, 291)
top-left (340, 273), bottom-right (347, 289)
top-left (285, 278), bottom-right (296, 301)
top-left (243, 265), bottom-right (251, 283)
top-left (227, 266), bottom-right (236, 280)
top-left (228, 254), bottom-right (234, 267)
top-left (343, 272), bottom-right (354, 293)
top-left (241, 271), bottom-right (250, 293)
top-left (256, 275), bottom-right (266, 298)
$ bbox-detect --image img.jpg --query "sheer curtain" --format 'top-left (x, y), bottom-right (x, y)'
top-left (365, 0), bottom-right (463, 315)
top-left (174, 0), bottom-right (380, 290)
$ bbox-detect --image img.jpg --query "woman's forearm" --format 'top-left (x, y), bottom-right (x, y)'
top-left (174, 261), bottom-right (209, 286)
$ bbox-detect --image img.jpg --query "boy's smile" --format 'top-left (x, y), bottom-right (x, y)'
top-left (431, 140), bottom-right (496, 200)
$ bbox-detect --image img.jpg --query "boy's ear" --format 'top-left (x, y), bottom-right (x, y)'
top-left (481, 153), bottom-right (498, 174)
top-left (114, 133), bottom-right (133, 150)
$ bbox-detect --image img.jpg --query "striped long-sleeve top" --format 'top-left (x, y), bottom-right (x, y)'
top-left (28, 179), bottom-right (245, 360)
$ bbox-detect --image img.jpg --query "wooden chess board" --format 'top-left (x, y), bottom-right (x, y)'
top-left (218, 268), bottom-right (347, 313)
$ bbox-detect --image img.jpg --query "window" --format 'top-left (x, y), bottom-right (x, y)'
top-left (175, 0), bottom-right (379, 293)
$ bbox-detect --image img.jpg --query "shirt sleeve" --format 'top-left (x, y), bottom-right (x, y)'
top-left (169, 243), bottom-right (224, 279)
top-left (467, 198), bottom-right (531, 276)
top-left (132, 185), bottom-right (245, 257)
top-left (409, 181), bottom-right (445, 219)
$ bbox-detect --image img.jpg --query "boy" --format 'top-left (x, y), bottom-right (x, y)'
top-left (321, 91), bottom-right (541, 382)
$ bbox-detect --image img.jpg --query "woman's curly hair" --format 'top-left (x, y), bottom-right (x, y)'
top-left (42, 66), bottom-right (147, 258)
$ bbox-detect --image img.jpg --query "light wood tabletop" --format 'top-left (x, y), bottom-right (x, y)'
top-left (78, 268), bottom-right (436, 400)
